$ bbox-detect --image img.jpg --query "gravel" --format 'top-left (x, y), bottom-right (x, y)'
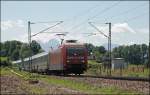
top-left (53, 75), bottom-right (150, 94)
top-left (0, 75), bottom-right (83, 94)
top-left (0, 75), bottom-right (29, 94)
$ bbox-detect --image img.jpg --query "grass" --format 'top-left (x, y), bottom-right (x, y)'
top-left (0, 57), bottom-right (8, 61)
top-left (1, 67), bottom-right (47, 94)
top-left (88, 60), bottom-right (101, 64)
top-left (41, 75), bottom-right (137, 94)
top-left (0, 67), bottom-right (12, 75)
top-left (86, 60), bottom-right (150, 78)
top-left (0, 67), bottom-right (141, 94)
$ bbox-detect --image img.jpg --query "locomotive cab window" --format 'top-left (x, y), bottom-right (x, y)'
top-left (67, 47), bottom-right (84, 56)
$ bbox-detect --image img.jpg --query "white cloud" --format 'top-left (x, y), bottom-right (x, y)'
top-left (1, 20), bottom-right (25, 31)
top-left (112, 23), bottom-right (136, 33)
top-left (3, 21), bottom-right (148, 48)
top-left (1, 20), bottom-right (13, 30)
top-left (30, 22), bottom-right (138, 47)
top-left (94, 22), bottom-right (136, 34)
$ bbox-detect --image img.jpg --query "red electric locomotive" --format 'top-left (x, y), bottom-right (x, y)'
top-left (13, 40), bottom-right (87, 75)
top-left (49, 40), bottom-right (88, 74)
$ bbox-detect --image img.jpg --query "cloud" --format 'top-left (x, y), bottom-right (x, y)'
top-left (1, 20), bottom-right (25, 31)
top-left (112, 23), bottom-right (136, 33)
top-left (3, 21), bottom-right (147, 48)
top-left (30, 22), bottom-right (137, 47)
top-left (94, 22), bottom-right (136, 34)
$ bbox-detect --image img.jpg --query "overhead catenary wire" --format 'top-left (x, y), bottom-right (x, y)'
top-left (31, 21), bottom-right (64, 24)
top-left (62, 3), bottom-right (102, 33)
top-left (70, 3), bottom-right (101, 21)
top-left (87, 0), bottom-right (121, 21)
top-left (90, 2), bottom-right (148, 24)
top-left (123, 12), bottom-right (148, 23)
top-left (31, 21), bottom-right (63, 37)
top-left (88, 22), bottom-right (109, 38)
top-left (108, 2), bottom-right (148, 21)
top-left (68, 1), bottom-right (121, 33)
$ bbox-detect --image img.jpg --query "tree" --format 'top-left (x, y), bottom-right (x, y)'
top-left (0, 40), bottom-right (43, 61)
top-left (31, 40), bottom-right (42, 55)
top-left (20, 43), bottom-right (30, 59)
top-left (85, 43), bottom-right (95, 56)
top-left (112, 44), bottom-right (149, 65)
top-left (98, 46), bottom-right (106, 54)
top-left (11, 48), bottom-right (20, 61)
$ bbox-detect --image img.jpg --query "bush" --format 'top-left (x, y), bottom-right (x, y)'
top-left (143, 59), bottom-right (149, 68)
top-left (0, 57), bottom-right (11, 66)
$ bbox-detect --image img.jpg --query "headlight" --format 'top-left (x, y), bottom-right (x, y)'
top-left (81, 60), bottom-right (85, 63)
top-left (67, 60), bottom-right (70, 63)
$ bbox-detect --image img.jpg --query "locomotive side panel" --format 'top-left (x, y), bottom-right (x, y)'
top-left (48, 48), bottom-right (64, 70)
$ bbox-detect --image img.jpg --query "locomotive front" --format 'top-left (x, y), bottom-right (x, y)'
top-left (63, 40), bottom-right (88, 74)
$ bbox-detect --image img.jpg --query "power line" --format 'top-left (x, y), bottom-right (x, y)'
top-left (109, 3), bottom-right (148, 21)
top-left (32, 21), bottom-right (63, 24)
top-left (68, 1), bottom-right (121, 33)
top-left (70, 3), bottom-right (101, 21)
top-left (62, 3), bottom-right (101, 32)
top-left (123, 12), bottom-right (148, 23)
top-left (62, 3), bottom-right (100, 26)
top-left (88, 22), bottom-right (109, 38)
top-left (91, 3), bottom-right (148, 24)
top-left (88, 0), bottom-right (121, 21)
top-left (31, 21), bottom-right (63, 37)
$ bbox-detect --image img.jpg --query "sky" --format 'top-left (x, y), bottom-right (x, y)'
top-left (1, 1), bottom-right (149, 49)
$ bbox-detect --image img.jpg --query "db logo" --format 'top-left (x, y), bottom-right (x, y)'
top-left (74, 53), bottom-right (77, 56)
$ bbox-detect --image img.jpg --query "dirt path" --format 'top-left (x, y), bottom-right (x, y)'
top-left (53, 75), bottom-right (150, 94)
top-left (0, 75), bottom-right (83, 94)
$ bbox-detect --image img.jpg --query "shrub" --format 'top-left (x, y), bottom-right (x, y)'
top-left (0, 57), bottom-right (12, 66)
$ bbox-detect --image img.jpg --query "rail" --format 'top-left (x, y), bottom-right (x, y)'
top-left (65, 75), bottom-right (150, 82)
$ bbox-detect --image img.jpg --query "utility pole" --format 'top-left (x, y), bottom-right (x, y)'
top-left (88, 22), bottom-right (112, 76)
top-left (106, 22), bottom-right (111, 76)
top-left (28, 21), bottom-right (32, 72)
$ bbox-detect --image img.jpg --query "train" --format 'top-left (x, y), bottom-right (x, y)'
top-left (13, 40), bottom-right (88, 75)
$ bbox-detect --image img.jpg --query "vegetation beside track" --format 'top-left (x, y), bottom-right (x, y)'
top-left (1, 67), bottom-right (142, 94)
top-left (41, 75), bottom-right (137, 94)
top-left (86, 60), bottom-right (150, 78)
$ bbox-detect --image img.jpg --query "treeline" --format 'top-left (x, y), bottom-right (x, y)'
top-left (85, 43), bottom-right (149, 65)
top-left (113, 44), bottom-right (149, 65)
top-left (0, 40), bottom-right (149, 66)
top-left (0, 40), bottom-right (43, 62)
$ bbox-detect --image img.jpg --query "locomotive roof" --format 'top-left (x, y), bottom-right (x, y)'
top-left (63, 42), bottom-right (85, 46)
top-left (12, 52), bottom-right (48, 64)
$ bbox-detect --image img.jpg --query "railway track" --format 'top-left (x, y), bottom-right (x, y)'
top-left (10, 68), bottom-right (149, 82)
top-left (64, 74), bottom-right (150, 82)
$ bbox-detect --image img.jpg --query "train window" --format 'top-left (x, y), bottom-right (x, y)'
top-left (67, 47), bottom-right (84, 56)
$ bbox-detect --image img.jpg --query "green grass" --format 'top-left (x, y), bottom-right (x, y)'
top-left (125, 68), bottom-right (149, 77)
top-left (88, 60), bottom-right (101, 64)
top-left (86, 60), bottom-right (150, 78)
top-left (41, 75), bottom-right (137, 94)
top-left (0, 67), bottom-right (141, 94)
top-left (0, 57), bottom-right (8, 61)
top-left (0, 67), bottom-right (12, 75)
